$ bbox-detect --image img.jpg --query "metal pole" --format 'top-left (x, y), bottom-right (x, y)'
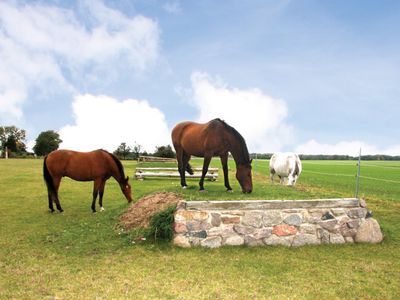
top-left (355, 148), bottom-right (361, 198)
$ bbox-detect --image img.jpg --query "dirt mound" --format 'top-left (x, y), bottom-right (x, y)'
top-left (120, 192), bottom-right (183, 230)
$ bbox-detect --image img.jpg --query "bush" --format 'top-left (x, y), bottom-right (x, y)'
top-left (33, 130), bottom-right (62, 156)
top-left (145, 205), bottom-right (176, 242)
top-left (153, 145), bottom-right (175, 158)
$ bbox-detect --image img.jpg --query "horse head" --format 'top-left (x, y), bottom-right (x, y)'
top-left (287, 174), bottom-right (298, 186)
top-left (121, 176), bottom-right (133, 202)
top-left (236, 159), bottom-right (253, 193)
top-left (287, 157), bottom-right (301, 186)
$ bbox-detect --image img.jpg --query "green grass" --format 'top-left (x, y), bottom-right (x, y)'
top-left (0, 158), bottom-right (399, 299)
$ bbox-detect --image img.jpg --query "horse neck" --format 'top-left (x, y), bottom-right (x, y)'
top-left (227, 134), bottom-right (249, 166)
top-left (111, 170), bottom-right (124, 186)
top-left (108, 158), bottom-right (125, 186)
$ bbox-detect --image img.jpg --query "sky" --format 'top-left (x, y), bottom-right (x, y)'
top-left (1, 0), bottom-right (399, 156)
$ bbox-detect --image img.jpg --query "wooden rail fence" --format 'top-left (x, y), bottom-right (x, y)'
top-left (137, 156), bottom-right (176, 163)
top-left (135, 167), bottom-right (218, 181)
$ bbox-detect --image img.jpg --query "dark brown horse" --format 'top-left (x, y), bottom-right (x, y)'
top-left (43, 149), bottom-right (132, 213)
top-left (171, 118), bottom-right (253, 193)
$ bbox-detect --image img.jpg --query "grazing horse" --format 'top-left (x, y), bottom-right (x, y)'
top-left (171, 118), bottom-right (253, 193)
top-left (269, 152), bottom-right (302, 186)
top-left (43, 149), bottom-right (132, 213)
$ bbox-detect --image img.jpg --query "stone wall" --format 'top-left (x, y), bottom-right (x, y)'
top-left (173, 198), bottom-right (383, 248)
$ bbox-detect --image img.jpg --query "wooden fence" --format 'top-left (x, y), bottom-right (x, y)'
top-left (135, 167), bottom-right (218, 181)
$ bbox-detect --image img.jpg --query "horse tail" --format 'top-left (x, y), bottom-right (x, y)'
top-left (43, 156), bottom-right (55, 194)
top-left (186, 163), bottom-right (194, 175)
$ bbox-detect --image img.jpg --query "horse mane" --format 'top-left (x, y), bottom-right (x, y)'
top-left (214, 118), bottom-right (251, 164)
top-left (100, 149), bottom-right (126, 181)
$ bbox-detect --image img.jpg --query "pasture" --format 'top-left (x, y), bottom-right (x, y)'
top-left (0, 158), bottom-right (399, 299)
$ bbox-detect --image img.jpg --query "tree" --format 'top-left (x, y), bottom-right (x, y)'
top-left (0, 126), bottom-right (27, 157)
top-left (33, 130), bottom-right (62, 156)
top-left (114, 142), bottom-right (131, 160)
top-left (153, 145), bottom-right (175, 158)
top-left (132, 141), bottom-right (142, 160)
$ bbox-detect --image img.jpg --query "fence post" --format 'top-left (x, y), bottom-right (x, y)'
top-left (355, 148), bottom-right (361, 198)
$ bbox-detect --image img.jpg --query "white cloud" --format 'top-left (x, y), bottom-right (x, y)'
top-left (295, 139), bottom-right (400, 156)
top-left (189, 72), bottom-right (293, 152)
top-left (0, 0), bottom-right (160, 122)
top-left (163, 1), bottom-right (182, 14)
top-left (59, 94), bottom-right (170, 152)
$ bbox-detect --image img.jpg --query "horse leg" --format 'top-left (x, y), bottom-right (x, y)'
top-left (52, 177), bottom-right (63, 213)
top-left (48, 193), bottom-right (55, 212)
top-left (220, 153), bottom-right (232, 191)
top-left (91, 179), bottom-right (101, 213)
top-left (270, 169), bottom-right (275, 184)
top-left (181, 152), bottom-right (192, 185)
top-left (199, 155), bottom-right (212, 191)
top-left (176, 148), bottom-right (187, 188)
top-left (98, 180), bottom-right (106, 212)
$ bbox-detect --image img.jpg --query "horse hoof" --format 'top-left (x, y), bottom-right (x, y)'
top-left (182, 186), bottom-right (187, 189)
top-left (100, 207), bottom-right (105, 212)
top-left (58, 210), bottom-right (64, 213)
top-left (199, 189), bottom-right (206, 193)
top-left (226, 189), bottom-right (233, 193)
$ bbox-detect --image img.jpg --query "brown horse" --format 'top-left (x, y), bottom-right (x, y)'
top-left (43, 149), bottom-right (132, 213)
top-left (171, 118), bottom-right (253, 193)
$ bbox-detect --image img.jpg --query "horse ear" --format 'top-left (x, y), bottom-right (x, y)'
top-left (250, 159), bottom-right (253, 164)
top-left (126, 176), bottom-right (129, 182)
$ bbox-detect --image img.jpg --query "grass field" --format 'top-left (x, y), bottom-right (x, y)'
top-left (0, 158), bottom-right (399, 299)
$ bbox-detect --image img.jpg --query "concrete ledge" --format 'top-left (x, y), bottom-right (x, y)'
top-left (184, 198), bottom-right (360, 211)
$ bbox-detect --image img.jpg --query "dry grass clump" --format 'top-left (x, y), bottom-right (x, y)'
top-left (120, 192), bottom-right (183, 230)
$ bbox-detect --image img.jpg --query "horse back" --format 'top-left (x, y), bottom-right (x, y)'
top-left (270, 153), bottom-right (298, 177)
top-left (172, 121), bottom-right (207, 156)
top-left (46, 149), bottom-right (113, 181)
top-left (172, 120), bottom-right (228, 156)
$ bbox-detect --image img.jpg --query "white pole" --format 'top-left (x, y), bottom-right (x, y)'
top-left (355, 148), bottom-right (361, 198)
top-left (2, 126), bottom-right (7, 159)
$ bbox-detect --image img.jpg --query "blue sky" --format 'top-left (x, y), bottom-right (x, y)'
top-left (1, 0), bottom-right (399, 155)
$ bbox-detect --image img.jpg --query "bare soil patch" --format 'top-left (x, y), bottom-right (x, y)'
top-left (120, 192), bottom-right (183, 230)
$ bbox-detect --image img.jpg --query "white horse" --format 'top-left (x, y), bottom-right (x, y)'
top-left (269, 152), bottom-right (302, 186)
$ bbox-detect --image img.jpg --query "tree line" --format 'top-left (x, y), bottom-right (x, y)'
top-left (1, 125), bottom-right (399, 160)
top-left (113, 143), bottom-right (175, 160)
top-left (0, 125), bottom-right (176, 159)
top-left (0, 126), bottom-right (62, 158)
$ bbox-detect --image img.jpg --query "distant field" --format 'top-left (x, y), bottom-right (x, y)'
top-left (0, 158), bottom-right (399, 299)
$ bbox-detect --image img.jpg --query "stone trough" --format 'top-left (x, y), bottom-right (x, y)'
top-left (173, 198), bottom-right (383, 248)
